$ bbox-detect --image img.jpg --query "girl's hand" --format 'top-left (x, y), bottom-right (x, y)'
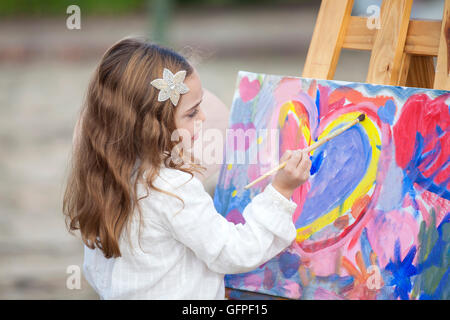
top-left (272, 150), bottom-right (311, 199)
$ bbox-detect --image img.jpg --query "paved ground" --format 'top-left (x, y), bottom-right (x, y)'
top-left (0, 5), bottom-right (370, 299)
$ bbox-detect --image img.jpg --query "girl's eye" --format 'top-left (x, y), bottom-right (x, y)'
top-left (188, 109), bottom-right (199, 118)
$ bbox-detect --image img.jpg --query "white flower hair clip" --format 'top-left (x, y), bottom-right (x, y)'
top-left (150, 68), bottom-right (190, 106)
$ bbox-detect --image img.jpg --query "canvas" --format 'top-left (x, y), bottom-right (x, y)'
top-left (213, 71), bottom-right (450, 300)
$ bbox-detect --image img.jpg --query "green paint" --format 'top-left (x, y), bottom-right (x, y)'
top-left (412, 208), bottom-right (449, 299)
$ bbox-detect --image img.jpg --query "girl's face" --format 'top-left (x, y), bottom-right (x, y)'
top-left (174, 68), bottom-right (206, 144)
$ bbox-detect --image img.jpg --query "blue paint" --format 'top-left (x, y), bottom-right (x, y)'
top-left (296, 124), bottom-right (372, 228)
top-left (436, 125), bottom-right (444, 137)
top-left (377, 99), bottom-right (396, 125)
top-left (314, 273), bottom-right (354, 295)
top-left (213, 184), bottom-right (232, 216)
top-left (377, 159), bottom-right (405, 211)
top-left (404, 132), bottom-right (450, 200)
top-left (225, 273), bottom-right (244, 288)
top-left (315, 88), bottom-right (321, 125)
top-left (404, 177), bottom-right (421, 218)
top-left (420, 145), bottom-right (441, 172)
top-left (278, 251), bottom-right (301, 278)
top-left (253, 84), bottom-right (277, 131)
top-left (385, 240), bottom-right (418, 300)
top-left (214, 178), bottom-right (253, 222)
top-left (360, 228), bottom-right (374, 268)
top-left (310, 149), bottom-right (324, 175)
top-left (230, 98), bottom-right (253, 124)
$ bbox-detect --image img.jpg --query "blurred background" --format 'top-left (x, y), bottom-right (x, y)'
top-left (0, 0), bottom-right (444, 299)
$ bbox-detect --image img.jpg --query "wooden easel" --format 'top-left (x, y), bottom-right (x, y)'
top-left (302, 0), bottom-right (450, 90)
top-left (225, 0), bottom-right (449, 301)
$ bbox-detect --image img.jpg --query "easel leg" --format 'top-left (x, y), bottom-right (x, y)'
top-left (434, 0), bottom-right (450, 90)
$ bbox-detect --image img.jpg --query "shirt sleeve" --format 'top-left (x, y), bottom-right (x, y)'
top-left (145, 170), bottom-right (298, 275)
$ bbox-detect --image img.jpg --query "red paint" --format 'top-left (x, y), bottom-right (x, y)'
top-left (328, 87), bottom-right (391, 109)
top-left (347, 227), bottom-right (363, 251)
top-left (393, 93), bottom-right (450, 185)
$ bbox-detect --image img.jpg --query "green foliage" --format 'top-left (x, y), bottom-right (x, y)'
top-left (0, 0), bottom-right (146, 16)
top-left (0, 0), bottom-right (310, 16)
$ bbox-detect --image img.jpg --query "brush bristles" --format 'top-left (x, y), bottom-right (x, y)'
top-left (358, 113), bottom-right (366, 122)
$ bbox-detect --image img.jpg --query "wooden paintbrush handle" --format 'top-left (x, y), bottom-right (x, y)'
top-left (244, 118), bottom-right (360, 189)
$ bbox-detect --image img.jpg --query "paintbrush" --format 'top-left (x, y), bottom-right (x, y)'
top-left (244, 113), bottom-right (366, 189)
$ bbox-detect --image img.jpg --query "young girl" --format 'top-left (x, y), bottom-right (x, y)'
top-left (63, 37), bottom-right (311, 299)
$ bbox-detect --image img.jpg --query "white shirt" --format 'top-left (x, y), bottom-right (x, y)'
top-left (83, 166), bottom-right (298, 299)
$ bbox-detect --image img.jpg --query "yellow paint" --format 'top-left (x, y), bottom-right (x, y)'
top-left (296, 112), bottom-right (381, 242)
top-left (278, 101), bottom-right (311, 147)
top-left (301, 124), bottom-right (311, 146)
top-left (227, 164), bottom-right (233, 170)
top-left (232, 190), bottom-right (237, 197)
top-left (257, 136), bottom-right (263, 144)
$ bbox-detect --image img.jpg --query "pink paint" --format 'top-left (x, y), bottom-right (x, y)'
top-left (239, 76), bottom-right (260, 102)
top-left (314, 287), bottom-right (345, 300)
top-left (290, 204), bottom-right (381, 276)
top-left (283, 279), bottom-right (302, 299)
top-left (292, 182), bottom-right (310, 223)
top-left (228, 122), bottom-right (256, 151)
top-left (420, 188), bottom-right (450, 225)
top-left (243, 273), bottom-right (262, 291)
top-left (274, 78), bottom-right (303, 105)
top-left (226, 209), bottom-right (246, 225)
top-left (279, 113), bottom-right (305, 152)
top-left (263, 268), bottom-right (275, 290)
top-left (292, 243), bottom-right (343, 276)
top-left (415, 197), bottom-right (431, 227)
top-left (318, 84), bottom-right (331, 116)
top-left (417, 196), bottom-right (431, 221)
top-left (247, 164), bottom-right (267, 190)
top-left (365, 209), bottom-right (420, 268)
top-left (402, 193), bottom-right (413, 208)
top-left (273, 79), bottom-right (318, 134)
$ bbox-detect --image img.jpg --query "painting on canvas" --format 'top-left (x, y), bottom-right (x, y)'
top-left (213, 71), bottom-right (450, 300)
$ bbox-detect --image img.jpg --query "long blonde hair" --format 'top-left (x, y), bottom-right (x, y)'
top-left (63, 37), bottom-right (202, 258)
